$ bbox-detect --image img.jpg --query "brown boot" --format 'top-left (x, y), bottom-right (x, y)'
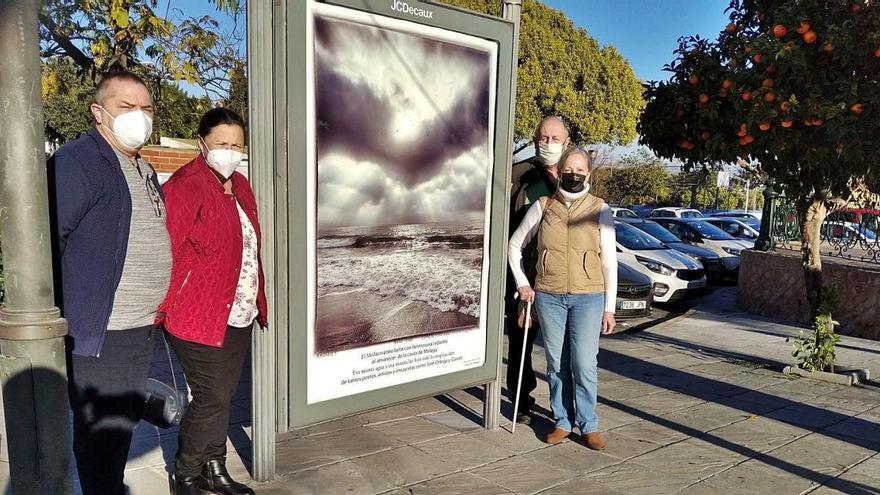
top-left (544, 428), bottom-right (570, 445)
top-left (583, 431), bottom-right (607, 451)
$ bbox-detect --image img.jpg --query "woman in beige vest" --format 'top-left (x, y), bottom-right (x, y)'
top-left (508, 146), bottom-right (617, 449)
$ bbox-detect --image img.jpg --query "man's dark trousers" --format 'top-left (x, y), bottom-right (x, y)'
top-left (505, 302), bottom-right (538, 414)
top-left (68, 325), bottom-right (156, 495)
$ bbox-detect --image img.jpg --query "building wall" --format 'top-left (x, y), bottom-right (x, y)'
top-left (139, 146), bottom-right (249, 184)
top-left (737, 249), bottom-right (880, 341)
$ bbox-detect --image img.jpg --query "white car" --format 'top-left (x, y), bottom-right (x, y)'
top-left (652, 218), bottom-right (752, 274)
top-left (649, 207), bottom-right (705, 219)
top-left (615, 221), bottom-right (707, 303)
top-left (611, 207), bottom-right (640, 219)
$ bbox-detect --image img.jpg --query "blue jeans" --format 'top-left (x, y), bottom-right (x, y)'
top-left (535, 291), bottom-right (604, 433)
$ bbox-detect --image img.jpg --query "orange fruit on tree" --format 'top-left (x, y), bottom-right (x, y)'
top-left (762, 78), bottom-right (775, 88)
top-left (813, 118), bottom-right (824, 126)
top-left (874, 47), bottom-right (880, 58)
top-left (773, 25), bottom-right (788, 38)
top-left (780, 101), bottom-right (791, 112)
top-left (764, 92), bottom-right (777, 103)
top-left (698, 93), bottom-right (710, 104)
top-left (736, 123), bottom-right (748, 137)
top-left (853, 3), bottom-right (862, 13)
top-left (822, 41), bottom-right (834, 52)
top-left (851, 103), bottom-right (865, 115)
top-left (766, 65), bottom-right (778, 75)
top-left (803, 30), bottom-right (818, 44)
top-left (796, 21), bottom-right (811, 34)
top-left (680, 140), bottom-right (695, 150)
top-left (759, 122), bottom-right (771, 131)
top-left (753, 53), bottom-right (763, 64)
top-left (688, 74), bottom-right (700, 85)
top-left (726, 23), bottom-right (737, 33)
top-left (741, 90), bottom-right (752, 102)
top-left (701, 131), bottom-right (711, 141)
top-left (722, 79), bottom-right (733, 89)
top-left (781, 120), bottom-right (793, 128)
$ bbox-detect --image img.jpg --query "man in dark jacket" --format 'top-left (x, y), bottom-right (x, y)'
top-left (48, 71), bottom-right (171, 495)
top-left (506, 116), bottom-right (570, 424)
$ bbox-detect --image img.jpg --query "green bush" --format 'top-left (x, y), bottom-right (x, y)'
top-left (791, 285), bottom-right (840, 373)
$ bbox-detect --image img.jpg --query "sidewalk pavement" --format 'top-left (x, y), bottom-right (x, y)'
top-left (5, 287), bottom-right (880, 494)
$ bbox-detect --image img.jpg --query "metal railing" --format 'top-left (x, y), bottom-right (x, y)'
top-left (769, 197), bottom-right (880, 265)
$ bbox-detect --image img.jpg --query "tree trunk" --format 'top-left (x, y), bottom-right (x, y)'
top-left (800, 189), bottom-right (828, 318)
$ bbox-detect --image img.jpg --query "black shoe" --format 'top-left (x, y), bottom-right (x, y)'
top-left (516, 411), bottom-right (532, 425)
top-left (202, 459), bottom-right (255, 495)
top-left (174, 474), bottom-right (208, 495)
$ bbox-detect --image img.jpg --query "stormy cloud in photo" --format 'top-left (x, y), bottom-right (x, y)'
top-left (314, 15), bottom-right (493, 228)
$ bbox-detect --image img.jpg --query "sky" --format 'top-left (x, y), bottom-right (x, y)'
top-left (314, 14), bottom-right (494, 228)
top-left (543, 0), bottom-right (731, 83)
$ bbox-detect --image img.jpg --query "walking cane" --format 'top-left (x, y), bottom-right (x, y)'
top-left (511, 298), bottom-right (532, 434)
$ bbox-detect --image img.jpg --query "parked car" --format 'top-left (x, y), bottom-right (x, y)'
top-left (704, 217), bottom-right (760, 240)
top-left (821, 221), bottom-right (879, 242)
top-left (651, 218), bottom-right (752, 275)
top-left (709, 211), bottom-right (761, 230)
top-left (649, 207), bottom-right (705, 219)
top-left (618, 218), bottom-right (725, 278)
top-left (614, 221), bottom-right (707, 303)
top-left (710, 210), bottom-right (762, 221)
top-left (616, 262), bottom-right (653, 319)
top-left (611, 207), bottom-right (640, 219)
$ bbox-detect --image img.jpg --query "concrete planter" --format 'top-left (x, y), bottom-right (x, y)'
top-left (782, 365), bottom-right (871, 386)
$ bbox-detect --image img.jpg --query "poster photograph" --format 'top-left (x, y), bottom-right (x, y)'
top-left (305, 2), bottom-right (498, 404)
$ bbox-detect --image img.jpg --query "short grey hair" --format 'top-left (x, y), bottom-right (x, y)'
top-left (533, 115), bottom-right (571, 141)
top-left (556, 146), bottom-right (594, 173)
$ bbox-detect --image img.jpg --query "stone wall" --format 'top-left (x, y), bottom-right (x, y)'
top-left (737, 249), bottom-right (880, 341)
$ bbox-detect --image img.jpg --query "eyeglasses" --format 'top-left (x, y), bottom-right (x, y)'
top-left (133, 159), bottom-right (164, 218)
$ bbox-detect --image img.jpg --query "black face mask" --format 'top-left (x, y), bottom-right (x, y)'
top-left (560, 172), bottom-right (587, 193)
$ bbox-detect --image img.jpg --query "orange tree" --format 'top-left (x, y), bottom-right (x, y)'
top-left (638, 0), bottom-right (880, 316)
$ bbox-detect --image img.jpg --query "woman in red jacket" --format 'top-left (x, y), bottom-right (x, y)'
top-left (159, 108), bottom-right (266, 495)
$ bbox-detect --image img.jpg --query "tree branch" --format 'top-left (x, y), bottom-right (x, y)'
top-left (38, 11), bottom-right (94, 72)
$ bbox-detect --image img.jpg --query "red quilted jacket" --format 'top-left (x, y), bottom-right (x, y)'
top-left (157, 155), bottom-right (268, 347)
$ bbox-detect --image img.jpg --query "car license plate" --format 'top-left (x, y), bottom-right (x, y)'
top-left (619, 300), bottom-right (646, 310)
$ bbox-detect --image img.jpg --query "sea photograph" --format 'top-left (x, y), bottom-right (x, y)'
top-left (312, 12), bottom-right (496, 355)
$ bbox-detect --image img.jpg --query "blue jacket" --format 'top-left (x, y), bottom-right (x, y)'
top-left (48, 129), bottom-right (163, 357)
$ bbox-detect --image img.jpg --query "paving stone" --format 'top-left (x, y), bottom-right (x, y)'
top-left (683, 362), bottom-right (756, 378)
top-left (126, 432), bottom-right (176, 471)
top-left (616, 390), bottom-right (706, 416)
top-left (281, 459), bottom-right (397, 495)
top-left (354, 402), bottom-right (437, 426)
top-left (468, 453), bottom-right (576, 494)
top-left (382, 472), bottom-right (512, 495)
top-left (709, 416), bottom-right (807, 454)
top-left (768, 433), bottom-right (876, 475)
top-left (659, 402), bottom-right (752, 433)
top-left (594, 403), bottom-right (645, 431)
top-left (598, 379), bottom-right (666, 401)
top-left (695, 460), bottom-right (820, 494)
top-left (294, 415), bottom-right (365, 437)
top-left (299, 426), bottom-right (402, 460)
top-left (351, 446), bottom-right (457, 488)
top-left (534, 475), bottom-right (625, 495)
top-left (810, 387), bottom-right (880, 414)
top-left (823, 415), bottom-right (880, 448)
top-left (413, 433), bottom-right (514, 470)
top-left (764, 404), bottom-right (851, 430)
top-left (594, 430), bottom-right (663, 461)
top-left (582, 461), bottom-right (693, 495)
top-left (727, 389), bottom-right (802, 415)
top-left (368, 416), bottom-right (460, 445)
top-left (608, 419), bottom-right (690, 446)
top-left (422, 410), bottom-right (484, 433)
top-left (468, 424), bottom-right (549, 454)
top-left (518, 442), bottom-right (619, 475)
top-left (274, 435), bottom-right (348, 473)
top-left (124, 466), bottom-right (173, 495)
top-left (647, 352), bottom-right (720, 370)
top-left (632, 438), bottom-right (745, 478)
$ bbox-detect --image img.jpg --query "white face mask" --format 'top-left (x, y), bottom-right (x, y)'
top-left (535, 142), bottom-right (564, 166)
top-left (201, 138), bottom-right (244, 179)
top-left (99, 107), bottom-right (152, 151)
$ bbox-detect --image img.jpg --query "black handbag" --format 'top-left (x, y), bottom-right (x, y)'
top-left (142, 333), bottom-right (188, 429)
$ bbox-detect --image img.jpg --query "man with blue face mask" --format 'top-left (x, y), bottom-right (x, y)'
top-left (47, 71), bottom-right (171, 495)
top-left (506, 116), bottom-right (571, 425)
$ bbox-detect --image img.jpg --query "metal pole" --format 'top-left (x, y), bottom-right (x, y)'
top-left (509, 300), bottom-right (531, 434)
top-left (0, 0), bottom-right (72, 494)
top-left (755, 178), bottom-right (778, 251)
top-left (745, 178), bottom-right (750, 213)
top-left (248, 0), bottom-right (276, 482)
top-left (484, 0), bottom-right (521, 431)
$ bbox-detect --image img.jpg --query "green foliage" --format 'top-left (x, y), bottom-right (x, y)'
top-left (792, 285), bottom-right (841, 372)
top-left (638, 0), bottom-right (879, 214)
top-left (601, 151), bottom-right (672, 205)
top-left (441, 0), bottom-right (645, 145)
top-left (40, 0), bottom-right (245, 101)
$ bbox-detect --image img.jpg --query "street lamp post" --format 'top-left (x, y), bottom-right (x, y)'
top-left (0, 0), bottom-right (73, 493)
top-left (755, 177), bottom-right (778, 251)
